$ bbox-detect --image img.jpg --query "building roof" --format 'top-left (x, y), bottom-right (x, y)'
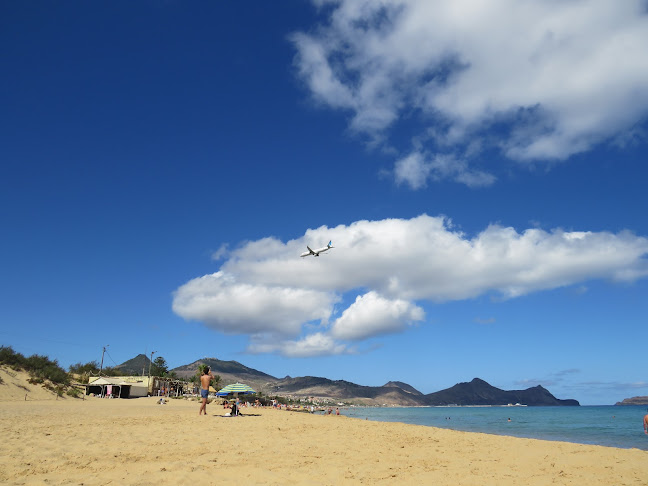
top-left (87, 377), bottom-right (134, 386)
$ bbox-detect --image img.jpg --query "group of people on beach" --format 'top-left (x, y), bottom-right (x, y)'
top-left (198, 367), bottom-right (260, 415)
top-left (197, 366), bottom-right (344, 416)
top-left (196, 366), bottom-right (269, 415)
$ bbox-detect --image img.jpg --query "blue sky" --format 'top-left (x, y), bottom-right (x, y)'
top-left (2, 1), bottom-right (647, 405)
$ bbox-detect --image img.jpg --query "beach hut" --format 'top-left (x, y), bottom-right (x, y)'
top-left (85, 377), bottom-right (128, 398)
top-left (85, 377), bottom-right (149, 398)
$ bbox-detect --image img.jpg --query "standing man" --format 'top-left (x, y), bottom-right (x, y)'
top-left (643, 409), bottom-right (648, 435)
top-left (199, 366), bottom-right (214, 416)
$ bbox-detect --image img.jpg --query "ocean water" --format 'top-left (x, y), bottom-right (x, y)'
top-left (342, 405), bottom-right (648, 450)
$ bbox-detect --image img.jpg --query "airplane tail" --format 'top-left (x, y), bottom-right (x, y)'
top-left (327, 241), bottom-right (333, 248)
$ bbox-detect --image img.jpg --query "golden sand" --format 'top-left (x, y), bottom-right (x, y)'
top-left (1, 394), bottom-right (647, 486)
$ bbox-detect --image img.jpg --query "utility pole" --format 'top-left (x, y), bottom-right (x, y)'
top-left (148, 351), bottom-right (156, 379)
top-left (148, 351), bottom-right (156, 397)
top-left (99, 345), bottom-right (109, 375)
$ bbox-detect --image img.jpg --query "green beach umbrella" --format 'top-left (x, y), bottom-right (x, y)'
top-left (217, 383), bottom-right (256, 396)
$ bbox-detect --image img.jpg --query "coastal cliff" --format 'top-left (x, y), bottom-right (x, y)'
top-left (615, 396), bottom-right (648, 406)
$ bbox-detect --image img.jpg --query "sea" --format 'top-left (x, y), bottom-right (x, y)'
top-left (342, 405), bottom-right (648, 450)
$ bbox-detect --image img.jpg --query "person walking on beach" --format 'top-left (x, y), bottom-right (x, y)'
top-left (643, 410), bottom-right (648, 435)
top-left (198, 366), bottom-right (214, 416)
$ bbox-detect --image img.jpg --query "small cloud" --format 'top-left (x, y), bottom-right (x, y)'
top-left (514, 378), bottom-right (557, 388)
top-left (211, 244), bottom-right (230, 261)
top-left (576, 380), bottom-right (648, 391)
top-left (394, 151), bottom-right (495, 189)
top-left (394, 152), bottom-right (431, 189)
top-left (572, 285), bottom-right (588, 295)
top-left (515, 369), bottom-right (581, 388)
top-left (554, 369), bottom-right (581, 378)
top-left (474, 317), bottom-right (496, 325)
top-left (247, 333), bottom-right (349, 358)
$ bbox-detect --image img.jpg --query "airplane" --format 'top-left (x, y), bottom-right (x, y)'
top-left (300, 241), bottom-right (334, 257)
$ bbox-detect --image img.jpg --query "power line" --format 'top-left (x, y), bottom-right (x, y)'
top-left (0, 330), bottom-right (91, 348)
top-left (104, 348), bottom-right (119, 367)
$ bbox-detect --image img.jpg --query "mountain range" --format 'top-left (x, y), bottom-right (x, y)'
top-left (117, 355), bottom-right (579, 406)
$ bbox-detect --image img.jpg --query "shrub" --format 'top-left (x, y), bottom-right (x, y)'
top-left (1, 347), bottom-right (70, 385)
top-left (0, 346), bottom-right (27, 368)
top-left (24, 354), bottom-right (70, 385)
top-left (69, 361), bottom-right (100, 375)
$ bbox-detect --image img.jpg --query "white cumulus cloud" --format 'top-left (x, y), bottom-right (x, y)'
top-left (292, 0), bottom-right (648, 186)
top-left (172, 271), bottom-right (338, 336)
top-left (331, 291), bottom-right (424, 340)
top-left (173, 215), bottom-right (648, 357)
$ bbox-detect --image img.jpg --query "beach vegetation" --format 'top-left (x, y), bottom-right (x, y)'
top-left (0, 345), bottom-right (27, 369)
top-left (68, 361), bottom-right (125, 382)
top-left (101, 366), bottom-right (126, 377)
top-left (68, 361), bottom-right (100, 383)
top-left (69, 361), bottom-right (100, 375)
top-left (25, 354), bottom-right (70, 384)
top-left (0, 346), bottom-right (69, 385)
top-left (66, 387), bottom-right (82, 398)
top-left (211, 374), bottom-right (221, 390)
top-left (151, 356), bottom-right (169, 376)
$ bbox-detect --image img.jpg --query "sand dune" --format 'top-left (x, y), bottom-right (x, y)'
top-left (0, 367), bottom-right (64, 402)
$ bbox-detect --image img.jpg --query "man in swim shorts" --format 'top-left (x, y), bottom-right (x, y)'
top-left (199, 366), bottom-right (214, 416)
top-left (644, 410), bottom-right (648, 435)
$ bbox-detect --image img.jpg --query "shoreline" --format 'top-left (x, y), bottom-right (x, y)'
top-left (344, 404), bottom-right (648, 451)
top-left (1, 397), bottom-right (647, 485)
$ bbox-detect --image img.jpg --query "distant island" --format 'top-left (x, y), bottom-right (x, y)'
top-left (423, 378), bottom-right (579, 407)
top-left (615, 396), bottom-right (648, 406)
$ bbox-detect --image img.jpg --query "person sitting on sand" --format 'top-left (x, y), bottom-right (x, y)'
top-left (198, 367), bottom-right (214, 416)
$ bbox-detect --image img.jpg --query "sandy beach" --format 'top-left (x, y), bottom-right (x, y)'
top-left (1, 392), bottom-right (647, 486)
